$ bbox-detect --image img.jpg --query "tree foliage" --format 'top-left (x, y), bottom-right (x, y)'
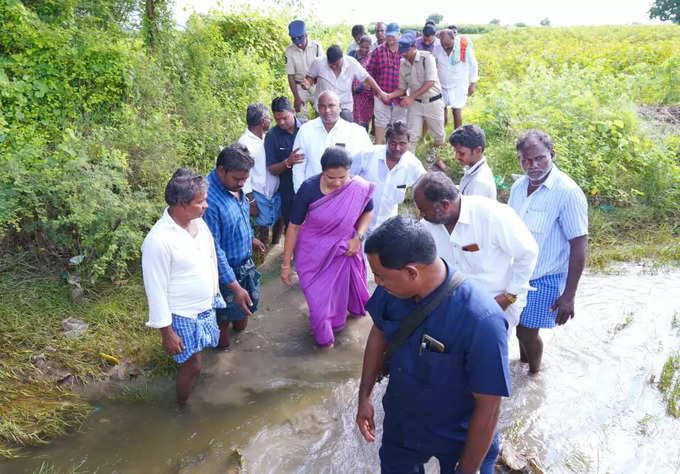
top-left (540, 17), bottom-right (551, 26)
top-left (649, 0), bottom-right (680, 24)
top-left (426, 13), bottom-right (444, 24)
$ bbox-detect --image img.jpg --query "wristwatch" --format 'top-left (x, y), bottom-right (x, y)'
top-left (354, 231), bottom-right (365, 241)
top-left (502, 291), bottom-right (517, 304)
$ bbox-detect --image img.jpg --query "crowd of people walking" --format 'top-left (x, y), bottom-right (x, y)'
top-left (140, 19), bottom-right (588, 474)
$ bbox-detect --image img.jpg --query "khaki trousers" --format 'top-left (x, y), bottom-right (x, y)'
top-left (406, 99), bottom-right (445, 150)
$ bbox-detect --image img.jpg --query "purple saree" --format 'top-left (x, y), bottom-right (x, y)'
top-left (295, 177), bottom-right (375, 346)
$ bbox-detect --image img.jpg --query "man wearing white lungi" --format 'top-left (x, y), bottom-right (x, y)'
top-left (433, 29), bottom-right (479, 130)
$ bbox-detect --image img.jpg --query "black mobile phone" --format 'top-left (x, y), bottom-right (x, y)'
top-left (421, 334), bottom-right (446, 353)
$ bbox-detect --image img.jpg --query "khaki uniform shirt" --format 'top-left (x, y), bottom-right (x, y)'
top-left (398, 50), bottom-right (441, 100)
top-left (285, 40), bottom-right (323, 83)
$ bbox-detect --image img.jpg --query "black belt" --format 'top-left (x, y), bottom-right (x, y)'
top-left (414, 93), bottom-right (442, 103)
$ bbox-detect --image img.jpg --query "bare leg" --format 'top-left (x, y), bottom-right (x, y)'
top-left (232, 317), bottom-right (248, 332)
top-left (271, 217), bottom-right (284, 246)
top-left (176, 352), bottom-right (202, 407)
top-left (217, 321), bottom-right (231, 349)
top-left (516, 325), bottom-right (543, 374)
top-left (375, 126), bottom-right (386, 144)
top-left (453, 108), bottom-right (463, 130)
top-left (443, 106), bottom-right (449, 127)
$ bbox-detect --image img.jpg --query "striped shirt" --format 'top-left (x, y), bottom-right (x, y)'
top-left (508, 166), bottom-right (588, 279)
top-left (203, 169), bottom-right (254, 285)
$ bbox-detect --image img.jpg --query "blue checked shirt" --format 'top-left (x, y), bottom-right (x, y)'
top-left (508, 166), bottom-right (588, 280)
top-left (203, 169), bottom-right (253, 285)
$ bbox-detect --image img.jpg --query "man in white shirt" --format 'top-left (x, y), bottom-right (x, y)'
top-left (292, 90), bottom-right (373, 192)
top-left (304, 45), bottom-right (388, 122)
top-left (237, 103), bottom-right (282, 246)
top-left (142, 168), bottom-right (222, 407)
top-left (433, 29), bottom-right (478, 130)
top-left (351, 120), bottom-right (426, 232)
top-left (449, 124), bottom-right (496, 200)
top-left (414, 172), bottom-right (538, 333)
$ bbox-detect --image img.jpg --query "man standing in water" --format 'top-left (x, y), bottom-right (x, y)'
top-left (142, 168), bottom-right (221, 407)
top-left (357, 216), bottom-right (511, 473)
top-left (508, 129), bottom-right (588, 374)
top-left (204, 145), bottom-right (266, 350)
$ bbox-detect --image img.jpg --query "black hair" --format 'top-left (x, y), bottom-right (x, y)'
top-left (246, 102), bottom-right (269, 127)
top-left (351, 24), bottom-right (366, 37)
top-left (385, 120), bottom-right (410, 142)
top-left (415, 172), bottom-right (459, 203)
top-left (448, 25), bottom-right (457, 31)
top-left (164, 168), bottom-right (208, 206)
top-left (516, 129), bottom-right (554, 156)
top-left (327, 45), bottom-right (343, 64)
top-left (425, 20), bottom-right (436, 26)
top-left (358, 35), bottom-right (372, 45)
top-left (216, 143), bottom-right (254, 172)
top-left (422, 25), bottom-right (436, 36)
top-left (365, 216), bottom-right (437, 269)
top-left (320, 146), bottom-right (352, 170)
top-left (449, 124), bottom-right (486, 152)
top-left (271, 96), bottom-right (293, 113)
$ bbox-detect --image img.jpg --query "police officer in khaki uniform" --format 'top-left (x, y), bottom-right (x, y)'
top-left (285, 20), bottom-right (323, 119)
top-left (385, 30), bottom-right (445, 151)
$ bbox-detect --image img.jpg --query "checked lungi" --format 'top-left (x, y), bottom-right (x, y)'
top-left (171, 309), bottom-right (220, 364)
top-left (519, 273), bottom-right (566, 329)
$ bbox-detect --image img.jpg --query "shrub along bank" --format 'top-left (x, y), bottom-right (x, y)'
top-left (1, 2), bottom-right (679, 456)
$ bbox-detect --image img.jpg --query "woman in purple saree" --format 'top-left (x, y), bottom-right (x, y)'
top-left (281, 147), bottom-right (375, 348)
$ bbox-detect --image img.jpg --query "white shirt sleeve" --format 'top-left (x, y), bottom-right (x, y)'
top-left (292, 130), bottom-right (305, 192)
top-left (307, 57), bottom-right (320, 79)
top-left (348, 55), bottom-right (369, 82)
top-left (142, 236), bottom-right (173, 328)
top-left (494, 205), bottom-right (538, 295)
top-left (350, 149), bottom-right (365, 177)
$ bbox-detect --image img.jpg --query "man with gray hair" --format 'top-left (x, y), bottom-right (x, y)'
top-left (237, 103), bottom-right (282, 246)
top-left (414, 171), bottom-right (538, 335)
top-left (142, 168), bottom-right (222, 407)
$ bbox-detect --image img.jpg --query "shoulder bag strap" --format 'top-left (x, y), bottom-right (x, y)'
top-left (382, 270), bottom-right (465, 371)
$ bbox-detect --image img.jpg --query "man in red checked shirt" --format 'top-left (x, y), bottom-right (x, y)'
top-left (365, 22), bottom-right (406, 144)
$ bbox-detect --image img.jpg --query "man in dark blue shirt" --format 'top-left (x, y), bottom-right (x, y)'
top-left (265, 96), bottom-right (306, 226)
top-left (357, 216), bottom-right (511, 474)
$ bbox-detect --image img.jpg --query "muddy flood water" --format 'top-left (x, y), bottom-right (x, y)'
top-left (5, 264), bottom-right (680, 473)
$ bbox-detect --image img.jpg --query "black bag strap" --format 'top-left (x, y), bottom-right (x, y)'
top-left (382, 271), bottom-right (465, 371)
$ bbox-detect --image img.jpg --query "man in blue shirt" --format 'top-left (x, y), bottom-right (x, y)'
top-left (357, 216), bottom-right (511, 474)
top-left (204, 145), bottom-right (266, 349)
top-left (508, 129), bottom-right (588, 374)
top-left (265, 96), bottom-right (306, 226)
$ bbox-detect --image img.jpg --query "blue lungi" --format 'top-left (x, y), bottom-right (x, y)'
top-left (171, 309), bottom-right (219, 364)
top-left (252, 191), bottom-right (281, 227)
top-left (519, 273), bottom-right (566, 329)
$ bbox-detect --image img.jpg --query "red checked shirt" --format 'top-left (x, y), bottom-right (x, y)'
top-left (365, 43), bottom-right (401, 105)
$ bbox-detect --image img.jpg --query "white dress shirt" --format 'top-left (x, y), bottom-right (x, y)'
top-left (292, 117), bottom-right (372, 192)
top-left (432, 39), bottom-right (479, 89)
top-left (351, 145), bottom-right (426, 231)
top-left (237, 128), bottom-right (279, 198)
top-left (421, 195), bottom-right (538, 299)
top-left (459, 157), bottom-right (496, 200)
top-left (508, 166), bottom-right (588, 279)
top-left (307, 55), bottom-right (369, 112)
top-left (142, 209), bottom-right (220, 328)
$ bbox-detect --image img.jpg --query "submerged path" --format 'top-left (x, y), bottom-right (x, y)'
top-left (5, 262), bottom-right (680, 473)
